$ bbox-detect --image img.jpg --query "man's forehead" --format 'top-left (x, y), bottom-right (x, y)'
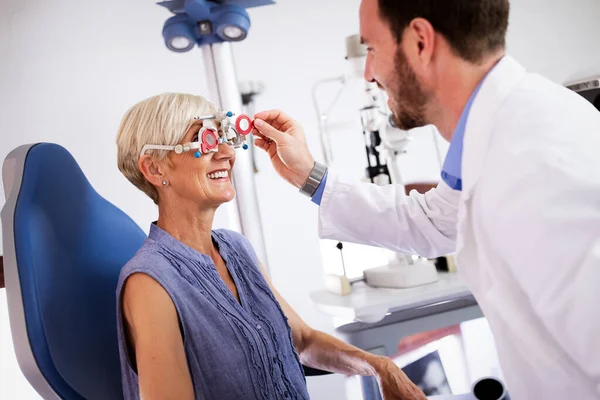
top-left (359, 0), bottom-right (379, 20)
top-left (359, 0), bottom-right (381, 40)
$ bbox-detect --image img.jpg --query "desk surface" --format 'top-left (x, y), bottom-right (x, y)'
top-left (310, 272), bottom-right (474, 323)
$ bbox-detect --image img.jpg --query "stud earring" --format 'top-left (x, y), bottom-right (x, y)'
top-left (162, 179), bottom-right (168, 186)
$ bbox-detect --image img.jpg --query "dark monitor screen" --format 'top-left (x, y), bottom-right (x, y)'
top-left (577, 89), bottom-right (600, 111)
top-left (567, 79), bottom-right (600, 111)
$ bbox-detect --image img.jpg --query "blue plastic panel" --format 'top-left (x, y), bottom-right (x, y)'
top-left (158, 0), bottom-right (275, 14)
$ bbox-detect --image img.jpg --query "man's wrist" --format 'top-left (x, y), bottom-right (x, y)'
top-left (299, 161), bottom-right (327, 197)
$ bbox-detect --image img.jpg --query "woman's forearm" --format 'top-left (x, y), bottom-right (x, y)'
top-left (260, 264), bottom-right (425, 399)
top-left (298, 329), bottom-right (388, 377)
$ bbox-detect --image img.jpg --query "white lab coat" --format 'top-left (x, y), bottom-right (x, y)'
top-left (318, 55), bottom-right (600, 399)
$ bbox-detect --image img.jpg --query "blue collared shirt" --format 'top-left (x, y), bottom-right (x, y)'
top-left (440, 78), bottom-right (487, 191)
top-left (311, 170), bottom-right (328, 205)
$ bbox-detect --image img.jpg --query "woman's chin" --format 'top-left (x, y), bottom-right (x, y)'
top-left (197, 181), bottom-right (236, 207)
top-left (213, 189), bottom-right (236, 205)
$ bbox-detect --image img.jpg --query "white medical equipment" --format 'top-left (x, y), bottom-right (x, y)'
top-left (140, 110), bottom-right (254, 158)
top-left (314, 34), bottom-right (439, 295)
top-left (190, 4), bottom-right (271, 273)
top-left (156, 0), bottom-right (277, 273)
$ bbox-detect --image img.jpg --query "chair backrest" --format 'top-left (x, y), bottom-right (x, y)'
top-left (1, 143), bottom-right (146, 399)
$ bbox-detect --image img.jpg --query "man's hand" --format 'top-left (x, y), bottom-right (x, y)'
top-left (252, 110), bottom-right (316, 189)
top-left (375, 357), bottom-right (427, 400)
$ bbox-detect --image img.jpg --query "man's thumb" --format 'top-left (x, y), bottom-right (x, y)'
top-left (253, 119), bottom-right (285, 143)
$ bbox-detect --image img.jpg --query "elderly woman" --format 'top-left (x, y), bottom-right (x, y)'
top-left (114, 92), bottom-right (425, 400)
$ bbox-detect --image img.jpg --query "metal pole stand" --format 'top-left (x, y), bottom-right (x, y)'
top-left (202, 43), bottom-right (270, 273)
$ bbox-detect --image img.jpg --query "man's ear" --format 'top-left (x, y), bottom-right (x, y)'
top-left (138, 155), bottom-right (166, 188)
top-left (403, 17), bottom-right (436, 69)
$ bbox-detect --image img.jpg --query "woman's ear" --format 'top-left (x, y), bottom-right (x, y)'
top-left (138, 155), bottom-right (166, 188)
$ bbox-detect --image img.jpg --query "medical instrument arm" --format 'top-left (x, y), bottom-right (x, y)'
top-left (122, 273), bottom-right (195, 400)
top-left (318, 172), bottom-right (460, 258)
top-left (257, 262), bottom-right (426, 400)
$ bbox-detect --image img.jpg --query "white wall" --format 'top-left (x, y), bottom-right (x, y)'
top-left (507, 0), bottom-right (600, 83)
top-left (2, 0), bottom-right (600, 399)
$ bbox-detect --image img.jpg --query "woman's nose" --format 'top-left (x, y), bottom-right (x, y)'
top-left (213, 143), bottom-right (235, 160)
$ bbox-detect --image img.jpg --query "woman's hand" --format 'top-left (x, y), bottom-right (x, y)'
top-left (375, 357), bottom-right (427, 400)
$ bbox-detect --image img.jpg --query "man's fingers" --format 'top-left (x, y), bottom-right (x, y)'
top-left (254, 137), bottom-right (277, 159)
top-left (253, 137), bottom-right (269, 151)
top-left (254, 109), bottom-right (296, 130)
top-left (254, 109), bottom-right (285, 123)
top-left (253, 119), bottom-right (286, 143)
top-left (252, 128), bottom-right (267, 139)
top-left (253, 130), bottom-right (274, 145)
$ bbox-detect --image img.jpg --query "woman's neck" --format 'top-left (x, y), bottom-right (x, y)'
top-left (156, 200), bottom-right (218, 257)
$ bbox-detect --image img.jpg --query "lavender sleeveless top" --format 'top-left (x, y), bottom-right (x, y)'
top-left (115, 223), bottom-right (310, 399)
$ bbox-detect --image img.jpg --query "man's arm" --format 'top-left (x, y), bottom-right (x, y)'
top-left (252, 110), bottom-right (460, 259)
top-left (257, 262), bottom-right (426, 400)
top-left (318, 172), bottom-right (459, 258)
top-left (122, 273), bottom-right (194, 400)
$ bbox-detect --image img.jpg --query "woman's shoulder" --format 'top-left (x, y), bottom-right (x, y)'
top-left (116, 240), bottom-right (174, 289)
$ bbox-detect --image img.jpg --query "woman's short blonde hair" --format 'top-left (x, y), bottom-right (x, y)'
top-left (116, 92), bottom-right (217, 204)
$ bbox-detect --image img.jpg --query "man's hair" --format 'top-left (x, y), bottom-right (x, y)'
top-left (378, 0), bottom-right (510, 63)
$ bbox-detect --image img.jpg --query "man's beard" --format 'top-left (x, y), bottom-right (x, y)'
top-left (389, 48), bottom-right (428, 130)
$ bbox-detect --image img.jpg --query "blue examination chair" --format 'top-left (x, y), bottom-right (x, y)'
top-left (1, 143), bottom-right (146, 399)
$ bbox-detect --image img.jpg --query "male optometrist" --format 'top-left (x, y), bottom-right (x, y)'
top-left (252, 0), bottom-right (600, 399)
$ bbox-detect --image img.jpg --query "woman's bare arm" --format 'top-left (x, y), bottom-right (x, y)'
top-left (122, 273), bottom-right (194, 400)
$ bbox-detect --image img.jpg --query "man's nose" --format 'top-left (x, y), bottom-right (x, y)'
top-left (364, 56), bottom-right (375, 83)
